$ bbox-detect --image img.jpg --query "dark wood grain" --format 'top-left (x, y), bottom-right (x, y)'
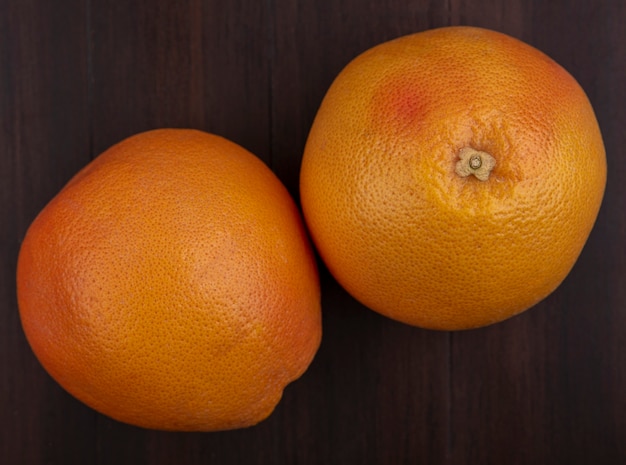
top-left (2, 0), bottom-right (625, 463)
top-left (1, 1), bottom-right (96, 464)
top-left (448, 2), bottom-right (626, 464)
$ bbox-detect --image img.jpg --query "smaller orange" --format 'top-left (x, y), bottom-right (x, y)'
top-left (17, 129), bottom-right (321, 431)
top-left (300, 26), bottom-right (606, 330)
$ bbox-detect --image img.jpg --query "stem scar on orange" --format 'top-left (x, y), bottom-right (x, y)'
top-left (17, 129), bottom-right (322, 431)
top-left (299, 26), bottom-right (606, 331)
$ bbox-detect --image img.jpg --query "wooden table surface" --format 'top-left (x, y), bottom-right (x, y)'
top-left (2, 0), bottom-right (624, 463)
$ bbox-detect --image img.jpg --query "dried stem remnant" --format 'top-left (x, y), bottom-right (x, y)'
top-left (455, 147), bottom-right (496, 181)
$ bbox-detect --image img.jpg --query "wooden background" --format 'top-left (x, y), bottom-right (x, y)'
top-left (1, 0), bottom-right (624, 463)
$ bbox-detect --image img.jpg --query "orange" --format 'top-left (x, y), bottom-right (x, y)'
top-left (300, 26), bottom-right (606, 330)
top-left (17, 129), bottom-right (321, 431)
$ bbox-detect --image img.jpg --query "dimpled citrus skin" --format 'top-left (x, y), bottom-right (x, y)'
top-left (17, 129), bottom-right (321, 431)
top-left (300, 26), bottom-right (606, 330)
